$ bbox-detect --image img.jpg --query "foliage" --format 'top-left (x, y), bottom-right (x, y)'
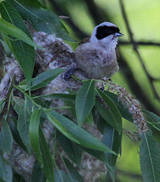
top-left (0, 0), bottom-right (160, 182)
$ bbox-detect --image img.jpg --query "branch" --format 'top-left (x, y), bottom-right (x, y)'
top-left (117, 169), bottom-right (142, 180)
top-left (119, 54), bottom-right (160, 115)
top-left (48, 0), bottom-right (88, 39)
top-left (119, 40), bottom-right (160, 47)
top-left (119, 0), bottom-right (160, 100)
top-left (83, 0), bottom-right (107, 25)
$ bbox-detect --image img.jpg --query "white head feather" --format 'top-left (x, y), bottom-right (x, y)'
top-left (90, 22), bottom-right (122, 49)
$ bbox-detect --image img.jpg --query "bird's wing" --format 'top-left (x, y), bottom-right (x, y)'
top-left (116, 46), bottom-right (120, 62)
top-left (79, 37), bottom-right (90, 45)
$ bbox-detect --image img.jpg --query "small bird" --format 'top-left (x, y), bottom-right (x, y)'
top-left (75, 22), bottom-right (123, 79)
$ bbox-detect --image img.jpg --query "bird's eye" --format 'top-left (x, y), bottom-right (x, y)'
top-left (105, 29), bottom-right (111, 33)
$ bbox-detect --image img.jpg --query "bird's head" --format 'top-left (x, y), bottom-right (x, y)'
top-left (90, 22), bottom-right (123, 48)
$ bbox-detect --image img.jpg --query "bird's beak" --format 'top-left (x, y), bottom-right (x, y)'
top-left (115, 32), bottom-right (124, 37)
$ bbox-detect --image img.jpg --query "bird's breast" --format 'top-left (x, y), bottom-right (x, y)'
top-left (75, 42), bottom-right (119, 79)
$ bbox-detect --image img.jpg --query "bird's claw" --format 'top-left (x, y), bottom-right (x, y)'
top-left (64, 68), bottom-right (78, 80)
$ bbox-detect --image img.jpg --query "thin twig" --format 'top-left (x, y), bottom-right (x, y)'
top-left (119, 0), bottom-right (160, 100)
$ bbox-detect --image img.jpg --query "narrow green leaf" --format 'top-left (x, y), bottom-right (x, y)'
top-left (0, 118), bottom-right (12, 154)
top-left (31, 162), bottom-right (46, 182)
top-left (49, 111), bottom-right (116, 154)
top-left (2, 163), bottom-right (12, 182)
top-left (140, 132), bottom-right (160, 182)
top-left (11, 0), bottom-right (74, 41)
top-left (92, 109), bottom-right (104, 133)
top-left (10, 117), bottom-right (27, 152)
top-left (2, 34), bottom-right (13, 53)
top-left (39, 126), bottom-right (55, 182)
top-left (64, 100), bottom-right (76, 118)
top-left (19, 69), bottom-right (66, 91)
top-left (102, 124), bottom-right (121, 167)
top-left (33, 97), bottom-right (50, 109)
top-left (55, 170), bottom-right (71, 182)
top-left (63, 158), bottom-right (84, 182)
top-left (143, 110), bottom-right (160, 126)
top-left (0, 1), bottom-right (35, 82)
top-left (105, 91), bottom-right (133, 122)
top-left (17, 97), bottom-right (32, 153)
top-left (58, 134), bottom-right (82, 166)
top-left (38, 93), bottom-right (76, 101)
top-left (0, 150), bottom-right (12, 182)
top-left (95, 89), bottom-right (122, 134)
top-left (0, 18), bottom-right (38, 48)
top-left (0, 39), bottom-right (11, 56)
top-left (13, 96), bottom-right (25, 112)
top-left (0, 151), bottom-right (6, 182)
top-left (31, 69), bottom-right (66, 90)
top-left (84, 112), bottom-right (94, 124)
top-left (75, 80), bottom-right (95, 126)
top-left (102, 123), bottom-right (122, 181)
top-left (47, 113), bottom-right (79, 144)
top-left (143, 110), bottom-right (160, 143)
top-left (29, 108), bottom-right (43, 167)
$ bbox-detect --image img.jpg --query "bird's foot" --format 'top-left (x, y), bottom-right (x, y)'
top-left (103, 77), bottom-right (112, 82)
top-left (64, 68), bottom-right (78, 80)
top-left (99, 77), bottom-right (112, 91)
top-left (100, 83), bottom-right (105, 91)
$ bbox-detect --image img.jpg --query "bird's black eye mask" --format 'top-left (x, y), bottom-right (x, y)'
top-left (96, 25), bottom-right (120, 40)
